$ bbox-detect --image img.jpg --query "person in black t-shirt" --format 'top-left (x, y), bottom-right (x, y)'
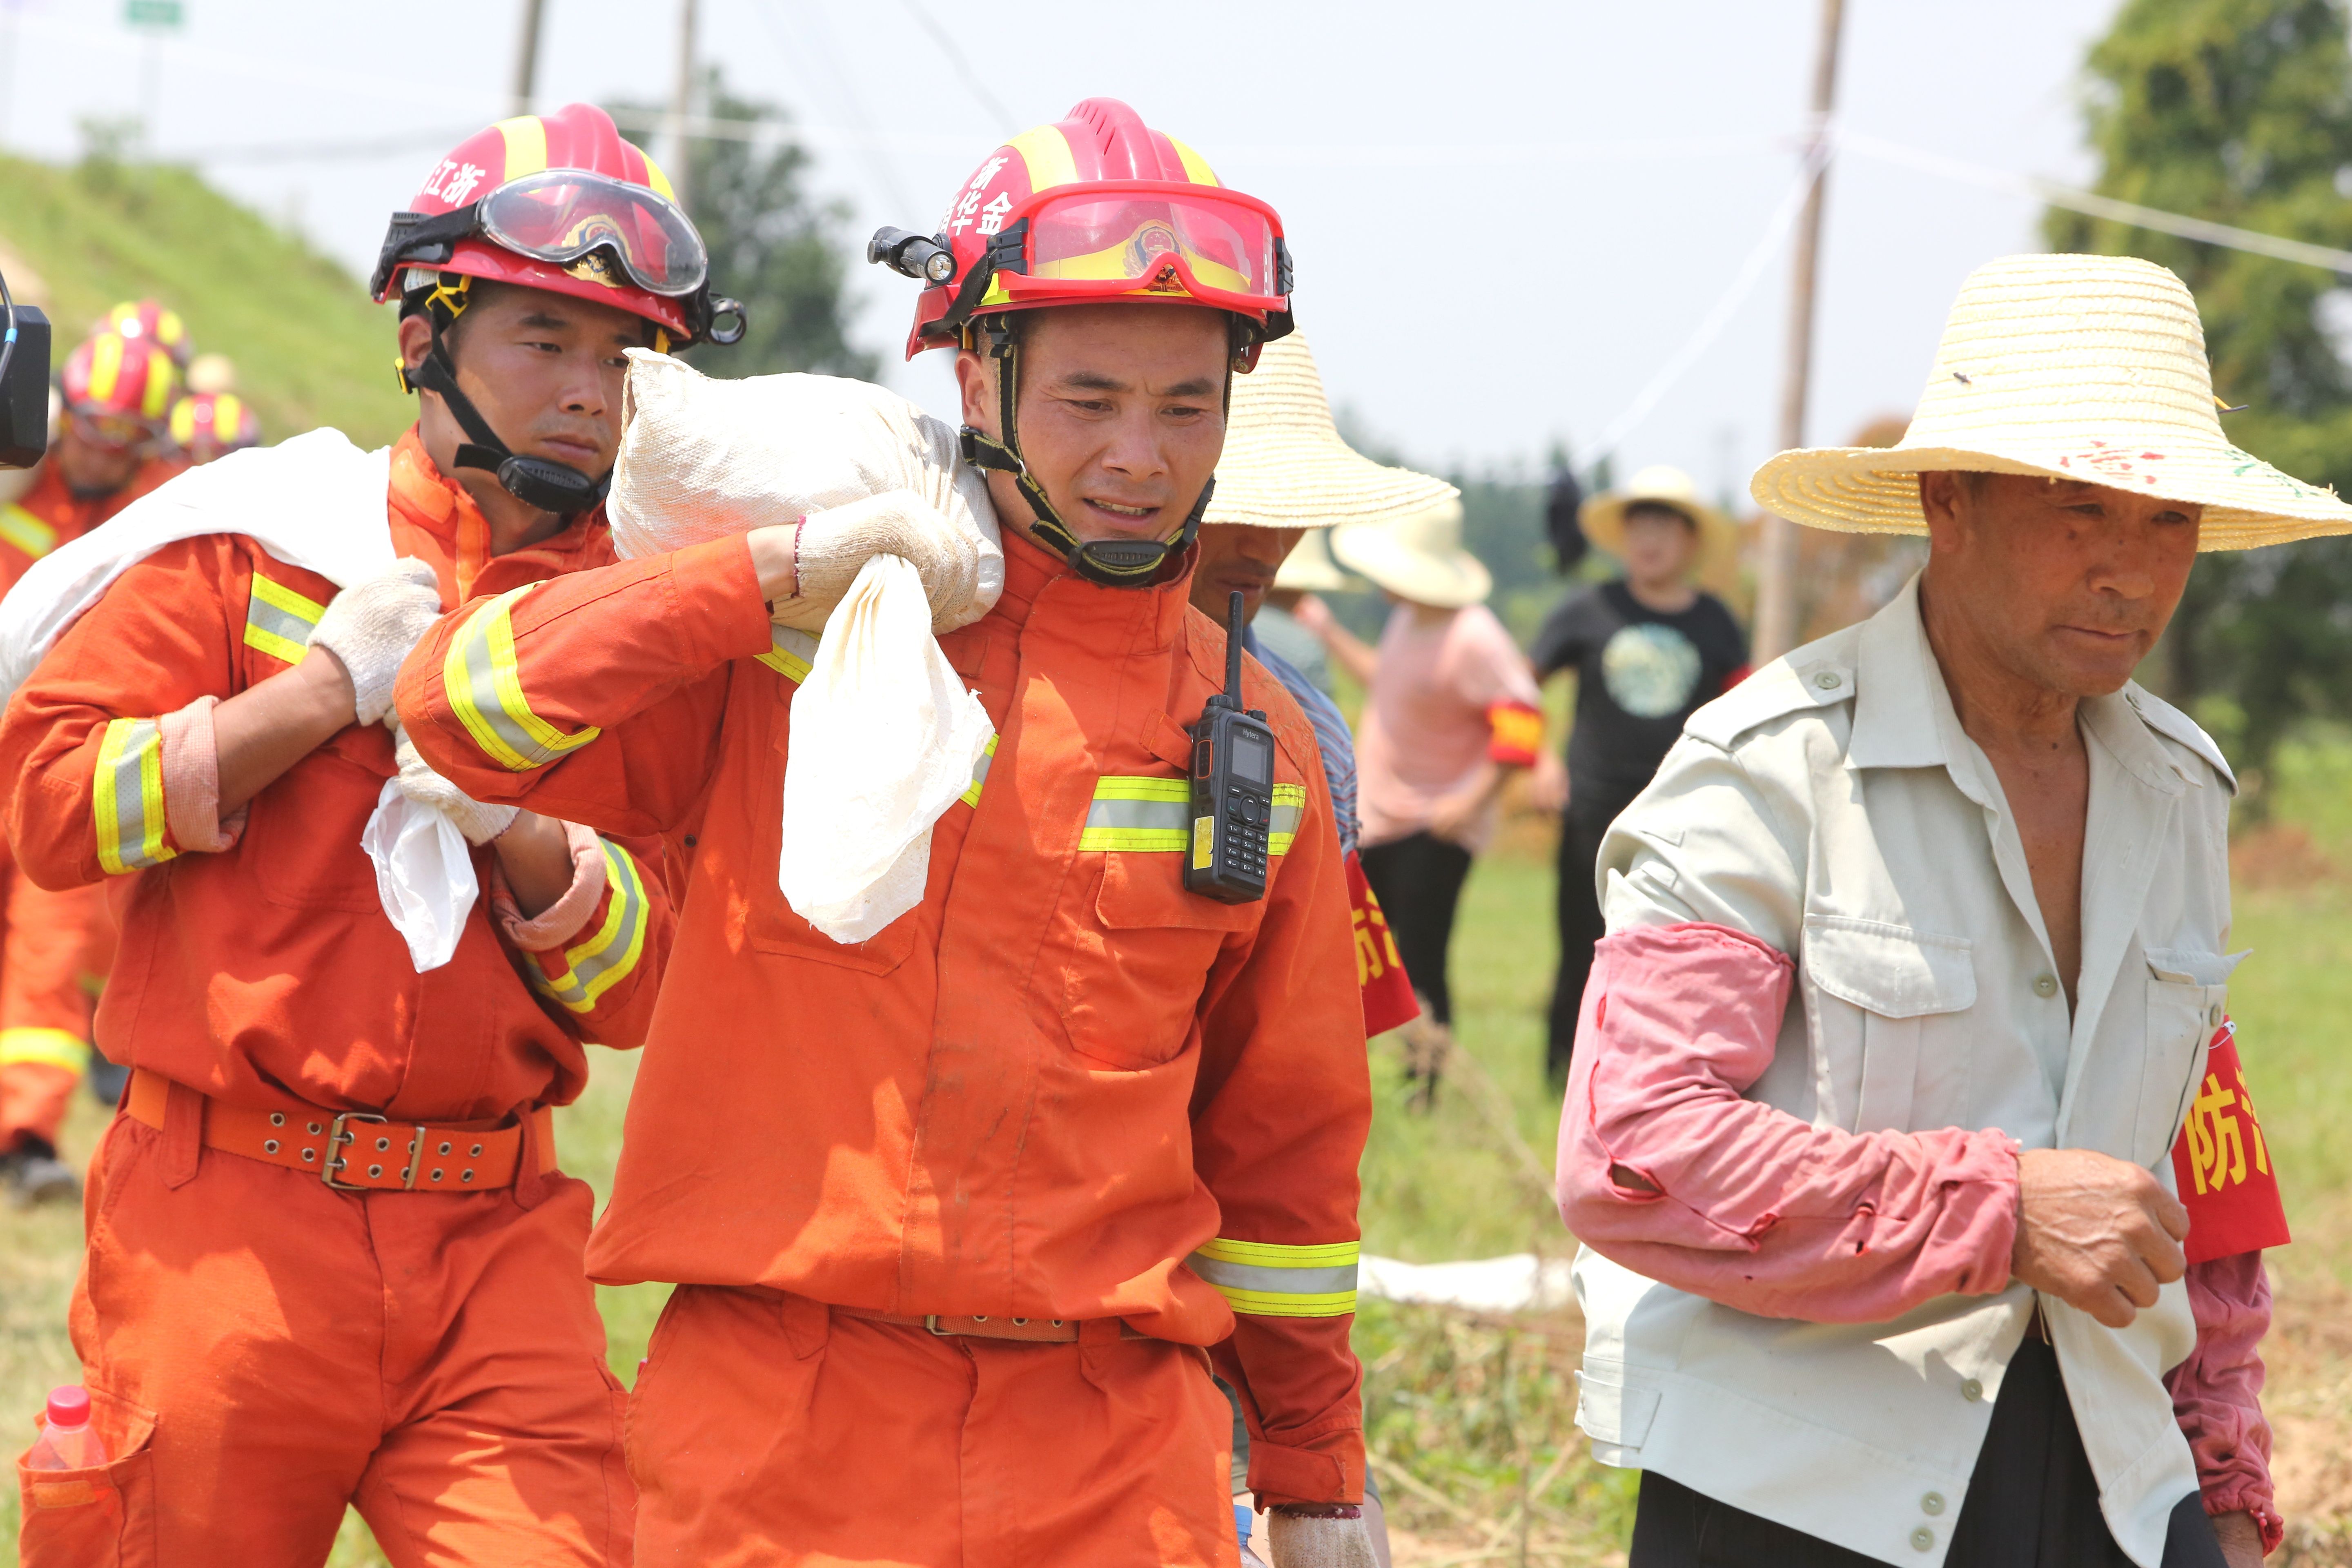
top-left (1530, 466), bottom-right (1747, 1082)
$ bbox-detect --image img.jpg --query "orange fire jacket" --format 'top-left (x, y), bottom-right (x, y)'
top-left (0, 432), bottom-right (672, 1122)
top-left (396, 528), bottom-right (1374, 1506)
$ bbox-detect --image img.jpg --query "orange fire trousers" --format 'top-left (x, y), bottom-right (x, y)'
top-left (629, 1285), bottom-right (1238, 1568)
top-left (16, 1100), bottom-right (633, 1568)
top-left (0, 870), bottom-right (113, 1150)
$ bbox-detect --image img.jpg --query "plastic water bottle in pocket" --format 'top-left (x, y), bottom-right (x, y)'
top-left (1236, 1502), bottom-right (1272, 1568)
top-left (25, 1387), bottom-right (107, 1470)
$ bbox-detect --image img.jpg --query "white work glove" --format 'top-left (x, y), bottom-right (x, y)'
top-left (1266, 1512), bottom-right (1379, 1568)
top-left (391, 722), bottom-right (519, 846)
top-left (773, 488), bottom-right (980, 633)
top-left (308, 558), bottom-right (444, 726)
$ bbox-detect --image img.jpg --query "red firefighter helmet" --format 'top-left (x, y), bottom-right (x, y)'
top-left (168, 391), bottom-right (262, 463)
top-left (60, 331), bottom-right (178, 445)
top-left (104, 299), bottom-right (194, 370)
top-left (370, 103), bottom-right (740, 349)
top-left (890, 98), bottom-right (1293, 362)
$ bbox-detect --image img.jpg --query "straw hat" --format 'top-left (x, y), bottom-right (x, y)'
top-left (1204, 332), bottom-right (1459, 530)
top-left (1581, 465), bottom-right (1738, 577)
top-left (1273, 528), bottom-right (1353, 592)
top-left (1330, 497), bottom-right (1492, 608)
top-left (1751, 253), bottom-right (2352, 550)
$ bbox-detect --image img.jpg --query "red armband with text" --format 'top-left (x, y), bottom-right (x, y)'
top-left (2172, 1018), bottom-right (2290, 1265)
top-left (1486, 700), bottom-right (1541, 766)
top-left (1345, 851), bottom-right (1419, 1038)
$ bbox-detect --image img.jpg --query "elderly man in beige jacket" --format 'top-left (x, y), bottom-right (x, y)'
top-left (1557, 255), bottom-right (2329, 1568)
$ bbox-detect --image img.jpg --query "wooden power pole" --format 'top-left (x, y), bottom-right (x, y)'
top-left (1752, 0), bottom-right (1847, 664)
top-left (510, 0), bottom-right (546, 119)
top-left (666, 0), bottom-right (700, 214)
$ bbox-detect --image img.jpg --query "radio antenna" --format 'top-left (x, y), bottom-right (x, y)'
top-left (1224, 590), bottom-right (1245, 704)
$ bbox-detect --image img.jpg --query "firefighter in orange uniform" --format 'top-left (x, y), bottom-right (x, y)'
top-left (0, 329), bottom-right (185, 1203)
top-left (0, 104), bottom-right (734, 1564)
top-left (397, 98), bottom-right (1376, 1568)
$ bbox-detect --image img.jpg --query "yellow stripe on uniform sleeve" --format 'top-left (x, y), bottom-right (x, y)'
top-left (1079, 776), bottom-right (1192, 851)
top-left (93, 718), bottom-right (175, 875)
top-left (959, 734), bottom-right (998, 808)
top-left (443, 586), bottom-right (602, 772)
top-left (756, 625), bottom-right (818, 683)
top-left (0, 504), bottom-right (58, 560)
top-left (243, 574), bottom-right (327, 665)
top-left (0, 1028), bottom-right (91, 1074)
top-left (529, 841), bottom-right (651, 1014)
top-left (1185, 1237), bottom-right (1360, 1318)
top-left (1268, 782), bottom-right (1307, 856)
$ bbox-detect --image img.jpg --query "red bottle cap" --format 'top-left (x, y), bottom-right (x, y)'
top-left (44, 1387), bottom-right (90, 1428)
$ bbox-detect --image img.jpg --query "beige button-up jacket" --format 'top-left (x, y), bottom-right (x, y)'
top-left (1571, 577), bottom-right (2235, 1568)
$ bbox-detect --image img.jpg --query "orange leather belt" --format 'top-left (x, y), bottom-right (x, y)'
top-left (831, 1304), bottom-right (1149, 1345)
top-left (125, 1068), bottom-right (554, 1193)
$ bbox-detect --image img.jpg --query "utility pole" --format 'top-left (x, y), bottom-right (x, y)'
top-left (1751, 0), bottom-right (1845, 664)
top-left (666, 0), bottom-right (698, 214)
top-left (509, 0), bottom-right (546, 119)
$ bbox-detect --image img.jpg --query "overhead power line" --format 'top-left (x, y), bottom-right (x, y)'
top-left (896, 0), bottom-right (1016, 135)
top-left (1842, 132), bottom-right (2352, 274)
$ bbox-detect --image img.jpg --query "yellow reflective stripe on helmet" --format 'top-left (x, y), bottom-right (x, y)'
top-left (756, 625), bottom-right (817, 684)
top-left (444, 587), bottom-right (601, 772)
top-left (87, 334), bottom-right (124, 405)
top-left (1165, 135), bottom-right (1221, 188)
top-left (0, 1027), bottom-right (90, 1074)
top-left (243, 574), bottom-right (326, 665)
top-left (93, 718), bottom-right (174, 875)
top-left (638, 148), bottom-right (676, 202)
top-left (140, 359), bottom-right (173, 419)
top-left (959, 734), bottom-right (998, 808)
top-left (529, 841), bottom-right (650, 1014)
top-left (495, 114), bottom-right (550, 182)
top-left (1268, 782), bottom-right (1307, 856)
top-left (1080, 776), bottom-right (1191, 851)
top-left (1186, 1237), bottom-right (1359, 1318)
top-left (0, 503), bottom-right (57, 560)
top-left (1006, 123), bottom-right (1080, 194)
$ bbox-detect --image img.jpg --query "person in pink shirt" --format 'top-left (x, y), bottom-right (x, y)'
top-left (1303, 497), bottom-right (1539, 1107)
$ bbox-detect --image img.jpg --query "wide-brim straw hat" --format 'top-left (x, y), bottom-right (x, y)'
top-left (1581, 464), bottom-right (1739, 577)
top-left (1751, 253), bottom-right (2352, 550)
top-left (1274, 528), bottom-right (1353, 592)
top-left (1330, 497), bottom-right (1492, 608)
top-left (1204, 332), bottom-right (1459, 530)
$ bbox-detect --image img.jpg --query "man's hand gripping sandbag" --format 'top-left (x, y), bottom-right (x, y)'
top-left (608, 351), bottom-right (1001, 943)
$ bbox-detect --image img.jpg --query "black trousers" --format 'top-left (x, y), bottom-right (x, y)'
top-left (1547, 786), bottom-right (1639, 1082)
top-left (1628, 1340), bottom-right (2227, 1567)
top-left (1357, 831), bottom-right (1474, 1027)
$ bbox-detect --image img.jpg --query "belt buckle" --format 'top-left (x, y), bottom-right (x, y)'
top-left (923, 1316), bottom-right (955, 1337)
top-left (320, 1111), bottom-right (388, 1191)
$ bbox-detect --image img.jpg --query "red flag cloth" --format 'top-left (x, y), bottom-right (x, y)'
top-left (1346, 851), bottom-right (1419, 1037)
top-left (2172, 1018), bottom-right (2291, 1266)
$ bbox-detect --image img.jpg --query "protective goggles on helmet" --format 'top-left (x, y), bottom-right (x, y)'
top-left (992, 182), bottom-right (1289, 314)
top-left (372, 167), bottom-right (708, 300)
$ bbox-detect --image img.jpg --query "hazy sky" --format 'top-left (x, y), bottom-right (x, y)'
top-left (0, 0), bottom-right (2123, 495)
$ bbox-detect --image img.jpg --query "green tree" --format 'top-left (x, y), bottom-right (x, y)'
top-left (617, 71), bottom-right (876, 381)
top-left (2049, 0), bottom-right (2352, 795)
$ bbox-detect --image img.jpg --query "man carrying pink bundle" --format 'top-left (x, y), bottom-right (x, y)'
top-left (1558, 255), bottom-right (2307, 1568)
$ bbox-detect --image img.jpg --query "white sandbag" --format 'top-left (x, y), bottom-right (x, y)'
top-left (608, 351), bottom-right (1006, 944)
top-left (608, 349), bottom-right (1004, 628)
top-left (0, 430), bottom-right (479, 972)
top-left (778, 555), bottom-right (993, 943)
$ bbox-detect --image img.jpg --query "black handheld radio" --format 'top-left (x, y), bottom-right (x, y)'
top-left (1185, 592), bottom-right (1276, 904)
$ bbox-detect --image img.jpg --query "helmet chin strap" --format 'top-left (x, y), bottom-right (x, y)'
top-left (956, 314), bottom-right (1216, 589)
top-left (398, 281), bottom-right (610, 518)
